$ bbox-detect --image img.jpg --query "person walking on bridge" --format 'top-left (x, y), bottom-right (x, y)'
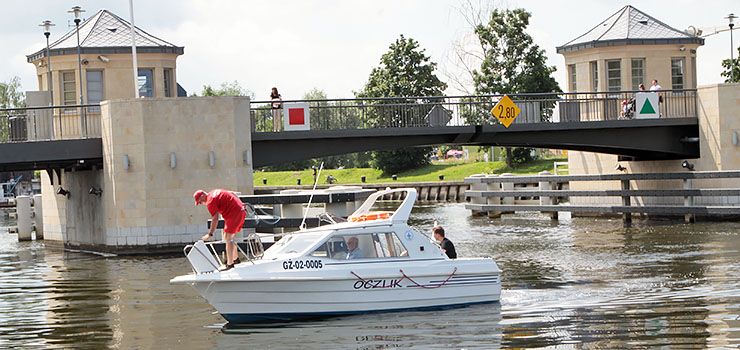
top-left (194, 189), bottom-right (246, 270)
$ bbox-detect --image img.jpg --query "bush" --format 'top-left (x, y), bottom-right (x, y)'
top-left (508, 147), bottom-right (536, 166)
top-left (372, 147), bottom-right (432, 175)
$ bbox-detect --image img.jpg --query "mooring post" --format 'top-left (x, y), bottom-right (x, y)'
top-left (33, 194), bottom-right (43, 240)
top-left (468, 174), bottom-right (487, 216)
top-left (539, 171), bottom-right (557, 220)
top-left (621, 179), bottom-right (631, 225)
top-left (500, 173), bottom-right (515, 214)
top-left (486, 175), bottom-right (502, 218)
top-left (684, 178), bottom-right (695, 223)
top-left (16, 196), bottom-right (33, 241)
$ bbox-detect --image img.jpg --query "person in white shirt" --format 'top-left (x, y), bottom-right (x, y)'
top-left (649, 80), bottom-right (662, 91)
top-left (346, 236), bottom-right (363, 259)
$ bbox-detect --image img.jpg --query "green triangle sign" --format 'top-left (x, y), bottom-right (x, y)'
top-left (640, 99), bottom-right (656, 114)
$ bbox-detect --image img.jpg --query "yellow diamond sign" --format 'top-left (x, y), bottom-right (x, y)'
top-left (490, 95), bottom-right (521, 128)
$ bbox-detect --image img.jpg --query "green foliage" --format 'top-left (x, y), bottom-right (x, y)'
top-left (0, 77), bottom-right (25, 109)
top-left (195, 81), bottom-right (255, 99)
top-left (721, 47), bottom-right (740, 83)
top-left (357, 35), bottom-right (445, 174)
top-left (259, 159), bottom-right (313, 172)
top-left (473, 9), bottom-right (560, 96)
top-left (372, 147), bottom-right (432, 175)
top-left (358, 35), bottom-right (447, 99)
top-left (254, 157), bottom-right (567, 186)
top-left (0, 77), bottom-right (26, 142)
top-left (507, 147), bottom-right (537, 166)
top-left (469, 9), bottom-right (560, 166)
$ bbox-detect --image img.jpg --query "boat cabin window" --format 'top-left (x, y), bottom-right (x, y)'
top-left (264, 232), bottom-right (325, 258)
top-left (310, 232), bottom-right (408, 260)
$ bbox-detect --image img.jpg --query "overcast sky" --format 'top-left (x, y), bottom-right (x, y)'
top-left (1, 0), bottom-right (737, 100)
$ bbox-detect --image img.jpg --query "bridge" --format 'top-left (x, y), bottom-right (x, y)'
top-left (0, 90), bottom-right (700, 172)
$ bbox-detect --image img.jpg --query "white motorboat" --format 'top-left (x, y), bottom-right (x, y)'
top-left (170, 188), bottom-right (501, 323)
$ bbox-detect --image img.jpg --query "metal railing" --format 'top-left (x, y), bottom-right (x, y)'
top-left (183, 232), bottom-right (265, 269)
top-left (0, 89), bottom-right (698, 143)
top-left (465, 170), bottom-right (740, 223)
top-left (250, 89), bottom-right (697, 132)
top-left (0, 103), bottom-right (101, 143)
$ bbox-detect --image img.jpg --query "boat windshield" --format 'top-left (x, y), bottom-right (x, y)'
top-left (263, 232), bottom-right (326, 259)
top-left (310, 232), bottom-right (408, 260)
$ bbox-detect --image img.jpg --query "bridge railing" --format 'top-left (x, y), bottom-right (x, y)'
top-left (0, 89), bottom-right (697, 143)
top-left (0, 104), bottom-right (101, 143)
top-left (250, 89), bottom-right (697, 132)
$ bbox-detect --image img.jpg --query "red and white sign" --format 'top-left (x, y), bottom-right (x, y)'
top-left (283, 103), bottom-right (310, 131)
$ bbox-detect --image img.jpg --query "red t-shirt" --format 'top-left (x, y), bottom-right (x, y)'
top-left (206, 189), bottom-right (244, 220)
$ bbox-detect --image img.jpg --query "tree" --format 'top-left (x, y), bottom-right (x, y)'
top-left (195, 81), bottom-right (255, 99)
top-left (303, 88), bottom-right (369, 168)
top-left (721, 47), bottom-right (740, 83)
top-left (471, 8), bottom-right (561, 167)
top-left (0, 77), bottom-right (26, 142)
top-left (358, 35), bottom-right (447, 101)
top-left (357, 35), bottom-right (446, 174)
top-left (473, 9), bottom-right (560, 96)
top-left (0, 77), bottom-right (25, 108)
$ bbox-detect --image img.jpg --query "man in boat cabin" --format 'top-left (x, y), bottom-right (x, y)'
top-left (346, 236), bottom-right (363, 259)
top-left (432, 226), bottom-right (457, 259)
top-left (194, 189), bottom-right (246, 270)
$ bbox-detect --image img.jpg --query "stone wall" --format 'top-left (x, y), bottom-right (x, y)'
top-left (41, 96), bottom-right (254, 252)
top-left (100, 97), bottom-right (254, 251)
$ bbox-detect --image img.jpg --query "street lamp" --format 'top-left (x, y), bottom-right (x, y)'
top-left (39, 20), bottom-right (55, 106)
top-left (68, 5), bottom-right (87, 136)
top-left (727, 13), bottom-right (738, 82)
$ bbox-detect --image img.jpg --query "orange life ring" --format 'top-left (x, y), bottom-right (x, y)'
top-left (348, 211), bottom-right (392, 222)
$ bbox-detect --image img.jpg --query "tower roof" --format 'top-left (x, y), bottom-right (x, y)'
top-left (557, 5), bottom-right (703, 54)
top-left (27, 9), bottom-right (183, 62)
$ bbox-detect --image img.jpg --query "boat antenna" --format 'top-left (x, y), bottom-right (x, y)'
top-left (300, 162), bottom-right (324, 230)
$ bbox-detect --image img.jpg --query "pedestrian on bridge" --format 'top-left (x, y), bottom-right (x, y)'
top-left (270, 87), bottom-right (282, 132)
top-left (194, 189), bottom-right (246, 270)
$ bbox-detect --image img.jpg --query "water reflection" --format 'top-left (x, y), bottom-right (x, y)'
top-left (1, 204), bottom-right (739, 349)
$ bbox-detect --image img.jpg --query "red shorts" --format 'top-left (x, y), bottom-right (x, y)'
top-left (223, 208), bottom-right (246, 234)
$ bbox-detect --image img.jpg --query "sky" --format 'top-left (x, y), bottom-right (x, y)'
top-left (1, 0), bottom-right (737, 100)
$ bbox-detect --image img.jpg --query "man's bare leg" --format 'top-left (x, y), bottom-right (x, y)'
top-left (225, 233), bottom-right (237, 265)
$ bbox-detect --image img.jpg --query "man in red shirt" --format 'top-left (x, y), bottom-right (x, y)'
top-left (194, 189), bottom-right (246, 270)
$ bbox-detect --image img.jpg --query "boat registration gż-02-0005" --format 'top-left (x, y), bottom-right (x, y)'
top-left (282, 259), bottom-right (323, 270)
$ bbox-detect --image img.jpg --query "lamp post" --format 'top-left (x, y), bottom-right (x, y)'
top-left (39, 20), bottom-right (55, 139)
top-left (727, 13), bottom-right (738, 82)
top-left (69, 5), bottom-right (86, 137)
top-left (39, 20), bottom-right (55, 106)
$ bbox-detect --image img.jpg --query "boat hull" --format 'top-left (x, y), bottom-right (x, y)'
top-left (190, 271), bottom-right (501, 323)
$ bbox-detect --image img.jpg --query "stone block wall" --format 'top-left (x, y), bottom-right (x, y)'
top-left (100, 96), bottom-right (254, 251)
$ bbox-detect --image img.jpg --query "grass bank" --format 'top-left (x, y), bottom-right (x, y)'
top-left (254, 158), bottom-right (566, 187)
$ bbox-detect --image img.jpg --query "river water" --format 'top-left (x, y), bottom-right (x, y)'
top-left (1, 204), bottom-right (739, 349)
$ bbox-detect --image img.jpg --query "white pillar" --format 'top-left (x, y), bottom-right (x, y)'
top-left (539, 171), bottom-right (557, 220)
top-left (33, 194), bottom-right (44, 239)
top-left (16, 196), bottom-right (33, 241)
top-left (468, 174), bottom-right (487, 216)
top-left (485, 175), bottom-right (502, 218)
top-left (500, 173), bottom-right (515, 214)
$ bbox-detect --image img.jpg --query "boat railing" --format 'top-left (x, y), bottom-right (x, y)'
top-left (183, 232), bottom-right (265, 272)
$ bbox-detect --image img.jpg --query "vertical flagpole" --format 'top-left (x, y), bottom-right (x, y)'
top-left (129, 0), bottom-right (139, 98)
